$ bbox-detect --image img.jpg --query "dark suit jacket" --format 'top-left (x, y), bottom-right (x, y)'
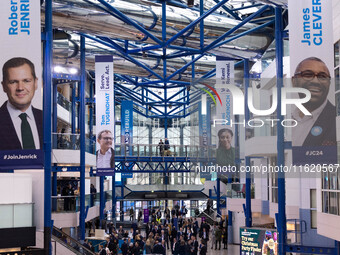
top-left (96, 148), bottom-right (115, 168)
top-left (0, 101), bottom-right (43, 150)
top-left (303, 101), bottom-right (336, 146)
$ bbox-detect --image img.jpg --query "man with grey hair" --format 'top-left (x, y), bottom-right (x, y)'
top-left (96, 129), bottom-right (115, 168)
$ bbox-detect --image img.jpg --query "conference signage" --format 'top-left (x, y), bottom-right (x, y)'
top-left (240, 227), bottom-right (278, 255)
top-left (0, 0), bottom-right (43, 169)
top-left (199, 99), bottom-right (211, 180)
top-left (95, 55), bottom-right (115, 176)
top-left (288, 0), bottom-right (337, 165)
top-left (215, 57), bottom-right (235, 174)
top-left (121, 100), bottom-right (133, 178)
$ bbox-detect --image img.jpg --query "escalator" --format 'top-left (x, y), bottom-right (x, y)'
top-left (51, 227), bottom-right (96, 255)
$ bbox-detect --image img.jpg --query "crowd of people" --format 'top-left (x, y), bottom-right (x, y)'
top-left (89, 206), bottom-right (228, 255)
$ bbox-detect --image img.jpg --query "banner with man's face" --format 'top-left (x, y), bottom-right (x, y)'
top-left (0, 1), bottom-right (43, 169)
top-left (95, 56), bottom-right (115, 176)
top-left (288, 0), bottom-right (337, 165)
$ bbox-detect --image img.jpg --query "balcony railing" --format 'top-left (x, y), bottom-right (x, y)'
top-left (52, 133), bottom-right (95, 154)
top-left (51, 191), bottom-right (112, 213)
top-left (115, 143), bottom-right (216, 159)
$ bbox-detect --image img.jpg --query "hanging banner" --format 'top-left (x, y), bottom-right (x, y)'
top-left (288, 0), bottom-right (337, 165)
top-left (199, 99), bottom-right (211, 180)
top-left (121, 100), bottom-right (133, 178)
top-left (95, 56), bottom-right (115, 176)
top-left (215, 57), bottom-right (235, 170)
top-left (0, 0), bottom-right (43, 169)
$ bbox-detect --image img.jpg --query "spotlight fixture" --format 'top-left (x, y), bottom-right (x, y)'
top-left (148, 106), bottom-right (152, 110)
top-left (187, 0), bottom-right (194, 7)
top-left (187, 86), bottom-right (191, 91)
top-left (54, 66), bottom-right (63, 73)
top-left (169, 105), bottom-right (172, 109)
top-left (69, 68), bottom-right (78, 74)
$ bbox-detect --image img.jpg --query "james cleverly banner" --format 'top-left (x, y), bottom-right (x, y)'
top-left (121, 100), bottom-right (133, 178)
top-left (288, 0), bottom-right (337, 165)
top-left (0, 0), bottom-right (43, 169)
top-left (215, 57), bottom-right (236, 168)
top-left (95, 56), bottom-right (115, 176)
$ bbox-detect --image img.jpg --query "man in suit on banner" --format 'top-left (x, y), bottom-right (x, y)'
top-left (96, 129), bottom-right (115, 168)
top-left (0, 57), bottom-right (42, 150)
top-left (292, 57), bottom-right (336, 147)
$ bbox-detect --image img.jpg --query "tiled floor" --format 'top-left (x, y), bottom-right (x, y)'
top-left (205, 244), bottom-right (239, 255)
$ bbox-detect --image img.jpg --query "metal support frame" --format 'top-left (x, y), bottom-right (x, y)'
top-left (244, 59), bottom-right (252, 228)
top-left (43, 0), bottom-right (53, 254)
top-left (100, 176), bottom-right (105, 227)
top-left (275, 7), bottom-right (286, 255)
top-left (79, 36), bottom-right (86, 241)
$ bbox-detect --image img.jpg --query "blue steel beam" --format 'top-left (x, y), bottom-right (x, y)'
top-left (167, 88), bottom-right (186, 101)
top-left (212, 0), bottom-right (241, 20)
top-left (115, 74), bottom-right (138, 85)
top-left (275, 7), bottom-right (286, 255)
top-left (203, 5), bottom-right (270, 52)
top-left (200, 0), bottom-right (204, 49)
top-left (79, 36), bottom-right (86, 241)
top-left (164, 0), bottom-right (230, 47)
top-left (94, 0), bottom-right (163, 45)
top-left (244, 59), bottom-right (252, 228)
top-left (115, 84), bottom-right (144, 103)
top-left (43, 0), bottom-right (53, 253)
top-left (211, 19), bottom-right (274, 50)
top-left (168, 45), bottom-right (201, 53)
top-left (167, 6), bottom-right (269, 80)
top-left (80, 33), bottom-right (163, 80)
top-left (115, 88), bottom-right (144, 105)
top-left (232, 3), bottom-right (263, 11)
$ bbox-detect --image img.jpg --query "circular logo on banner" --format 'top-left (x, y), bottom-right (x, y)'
top-left (311, 126), bottom-right (323, 136)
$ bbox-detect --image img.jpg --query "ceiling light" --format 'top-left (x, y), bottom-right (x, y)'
top-left (69, 68), bottom-right (78, 74)
top-left (54, 66), bottom-right (63, 73)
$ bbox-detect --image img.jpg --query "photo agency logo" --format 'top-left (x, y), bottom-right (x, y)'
top-left (210, 81), bottom-right (313, 128)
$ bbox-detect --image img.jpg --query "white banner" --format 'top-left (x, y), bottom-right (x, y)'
top-left (215, 58), bottom-right (235, 167)
top-left (95, 56), bottom-right (115, 171)
top-left (288, 0), bottom-right (337, 164)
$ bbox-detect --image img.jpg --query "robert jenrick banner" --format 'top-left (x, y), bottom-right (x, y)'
top-left (0, 0), bottom-right (43, 169)
top-left (288, 0), bottom-right (337, 165)
top-left (95, 56), bottom-right (115, 176)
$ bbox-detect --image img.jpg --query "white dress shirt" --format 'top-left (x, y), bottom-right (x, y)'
top-left (97, 148), bottom-right (112, 168)
top-left (7, 101), bottom-right (40, 149)
top-left (291, 100), bottom-right (327, 146)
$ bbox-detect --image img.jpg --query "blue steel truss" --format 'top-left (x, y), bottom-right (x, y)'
top-left (75, 0), bottom-right (275, 119)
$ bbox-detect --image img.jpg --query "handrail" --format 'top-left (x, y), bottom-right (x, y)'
top-left (52, 226), bottom-right (96, 255)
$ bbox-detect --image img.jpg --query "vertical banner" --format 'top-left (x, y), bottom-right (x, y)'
top-left (0, 1), bottom-right (43, 169)
top-left (199, 99), bottom-right (211, 180)
top-left (95, 56), bottom-right (115, 176)
top-left (121, 100), bottom-right (133, 178)
top-left (215, 57), bottom-right (235, 169)
top-left (289, 0), bottom-right (337, 165)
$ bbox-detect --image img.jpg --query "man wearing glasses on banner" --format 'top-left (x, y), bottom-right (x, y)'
top-left (291, 57), bottom-right (336, 147)
top-left (96, 129), bottom-right (115, 168)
